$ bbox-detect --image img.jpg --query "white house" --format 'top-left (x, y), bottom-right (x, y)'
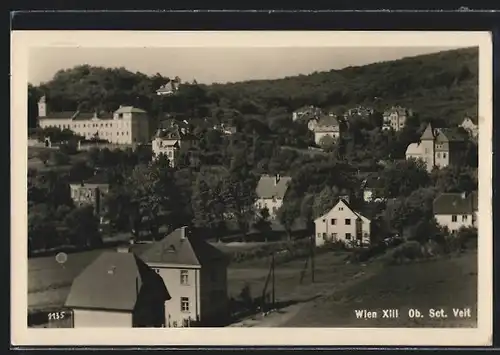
top-left (433, 191), bottom-right (478, 234)
top-left (139, 226), bottom-right (229, 327)
top-left (255, 174), bottom-right (292, 219)
top-left (151, 121), bottom-right (198, 167)
top-left (314, 198), bottom-right (371, 248)
top-left (313, 114), bottom-right (341, 145)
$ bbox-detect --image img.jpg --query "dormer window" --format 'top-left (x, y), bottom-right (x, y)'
top-left (118, 113), bottom-right (123, 119)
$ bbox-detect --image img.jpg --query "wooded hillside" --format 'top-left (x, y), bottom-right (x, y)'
top-left (28, 47), bottom-right (478, 129)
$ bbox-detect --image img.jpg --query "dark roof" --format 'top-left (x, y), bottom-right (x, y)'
top-left (84, 173), bottom-right (110, 185)
top-left (316, 114), bottom-right (340, 128)
top-left (65, 251), bottom-right (170, 311)
top-left (433, 191), bottom-right (478, 215)
top-left (155, 125), bottom-right (197, 141)
top-left (159, 119), bottom-right (190, 130)
top-left (363, 174), bottom-right (383, 189)
top-left (255, 175), bottom-right (292, 199)
top-left (140, 227), bottom-right (228, 266)
top-left (39, 111), bottom-right (114, 121)
top-left (436, 128), bottom-right (468, 142)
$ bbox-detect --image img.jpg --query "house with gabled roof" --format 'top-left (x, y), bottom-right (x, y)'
top-left (433, 191), bottom-right (478, 234)
top-left (156, 77), bottom-right (181, 96)
top-left (313, 114), bottom-right (341, 145)
top-left (405, 122), bottom-right (469, 172)
top-left (37, 96), bottom-right (150, 144)
top-left (459, 116), bottom-right (478, 140)
top-left (292, 105), bottom-right (322, 122)
top-left (139, 226), bottom-right (230, 327)
top-left (255, 174), bottom-right (292, 219)
top-left (151, 122), bottom-right (198, 167)
top-left (314, 197), bottom-right (372, 248)
top-left (65, 251), bottom-right (170, 328)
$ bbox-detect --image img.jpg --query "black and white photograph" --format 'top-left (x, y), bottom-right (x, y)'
top-left (11, 31), bottom-right (492, 346)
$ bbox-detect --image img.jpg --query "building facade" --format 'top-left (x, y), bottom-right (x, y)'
top-left (69, 174), bottom-right (110, 215)
top-left (151, 121), bottom-right (198, 167)
top-left (37, 96), bottom-right (150, 145)
top-left (314, 198), bottom-right (371, 248)
top-left (313, 114), bottom-right (341, 145)
top-left (65, 251), bottom-right (170, 328)
top-left (382, 106), bottom-right (412, 131)
top-left (433, 191), bottom-right (478, 233)
top-left (139, 227), bottom-right (229, 327)
top-left (255, 174), bottom-right (292, 219)
top-left (405, 123), bottom-right (468, 172)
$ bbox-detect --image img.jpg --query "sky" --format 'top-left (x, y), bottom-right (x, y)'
top-left (29, 46), bottom-right (465, 85)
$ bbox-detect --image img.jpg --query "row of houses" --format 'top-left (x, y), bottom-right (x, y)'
top-left (64, 183), bottom-right (478, 328)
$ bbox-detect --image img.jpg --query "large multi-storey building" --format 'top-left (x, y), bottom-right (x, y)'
top-left (382, 106), bottom-right (412, 131)
top-left (36, 96), bottom-right (150, 145)
top-left (405, 123), bottom-right (468, 172)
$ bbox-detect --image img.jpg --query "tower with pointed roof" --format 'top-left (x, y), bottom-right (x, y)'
top-left (419, 122), bottom-right (436, 172)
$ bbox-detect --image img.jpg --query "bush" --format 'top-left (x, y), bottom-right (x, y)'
top-left (50, 151), bottom-right (70, 166)
top-left (349, 242), bottom-right (388, 263)
top-left (381, 241), bottom-right (424, 265)
top-left (59, 140), bottom-right (79, 155)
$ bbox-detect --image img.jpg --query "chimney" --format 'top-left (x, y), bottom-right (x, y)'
top-left (180, 226), bottom-right (188, 240)
top-left (275, 174), bottom-right (281, 186)
top-left (339, 195), bottom-right (350, 204)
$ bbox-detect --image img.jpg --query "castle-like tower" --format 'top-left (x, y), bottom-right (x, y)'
top-left (419, 123), bottom-right (437, 172)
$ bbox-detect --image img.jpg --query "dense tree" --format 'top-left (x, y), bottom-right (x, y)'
top-left (379, 159), bottom-right (431, 198)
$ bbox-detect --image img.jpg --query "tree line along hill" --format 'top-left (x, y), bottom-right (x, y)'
top-left (28, 47), bottom-right (478, 130)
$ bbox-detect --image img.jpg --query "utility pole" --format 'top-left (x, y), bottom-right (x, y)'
top-left (271, 252), bottom-right (276, 308)
top-left (310, 235), bottom-right (315, 283)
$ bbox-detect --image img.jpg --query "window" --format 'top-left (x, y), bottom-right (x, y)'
top-left (462, 215), bottom-right (468, 222)
top-left (154, 268), bottom-right (160, 274)
top-left (452, 215), bottom-right (457, 222)
top-left (331, 218), bottom-right (337, 225)
top-left (118, 113), bottom-right (123, 119)
top-left (322, 219), bottom-right (326, 223)
top-left (180, 270), bottom-right (189, 285)
top-left (317, 233), bottom-right (321, 238)
top-left (345, 218), bottom-right (351, 225)
top-left (339, 207), bottom-right (343, 211)
top-left (322, 233), bottom-right (326, 240)
top-left (83, 124), bottom-right (86, 128)
top-left (332, 233), bottom-right (338, 240)
top-left (345, 233), bottom-right (352, 240)
top-left (181, 297), bottom-right (190, 312)
top-left (437, 153), bottom-right (441, 158)
top-left (100, 123), bottom-right (103, 127)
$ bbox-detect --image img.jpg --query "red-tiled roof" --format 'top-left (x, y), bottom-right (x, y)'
top-left (433, 191), bottom-right (478, 215)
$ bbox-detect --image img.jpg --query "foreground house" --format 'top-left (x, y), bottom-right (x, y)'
top-left (314, 197), bottom-right (371, 248)
top-left (382, 106), bottom-right (412, 131)
top-left (139, 226), bottom-right (229, 327)
top-left (433, 191), bottom-right (478, 233)
top-left (69, 173), bottom-right (110, 215)
top-left (65, 251), bottom-right (170, 328)
top-left (405, 123), bottom-right (468, 172)
top-left (37, 96), bottom-right (150, 144)
top-left (313, 114), bottom-right (341, 145)
top-left (255, 174), bottom-right (292, 219)
top-left (151, 122), bottom-right (198, 167)
top-left (459, 116), bottom-right (478, 140)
